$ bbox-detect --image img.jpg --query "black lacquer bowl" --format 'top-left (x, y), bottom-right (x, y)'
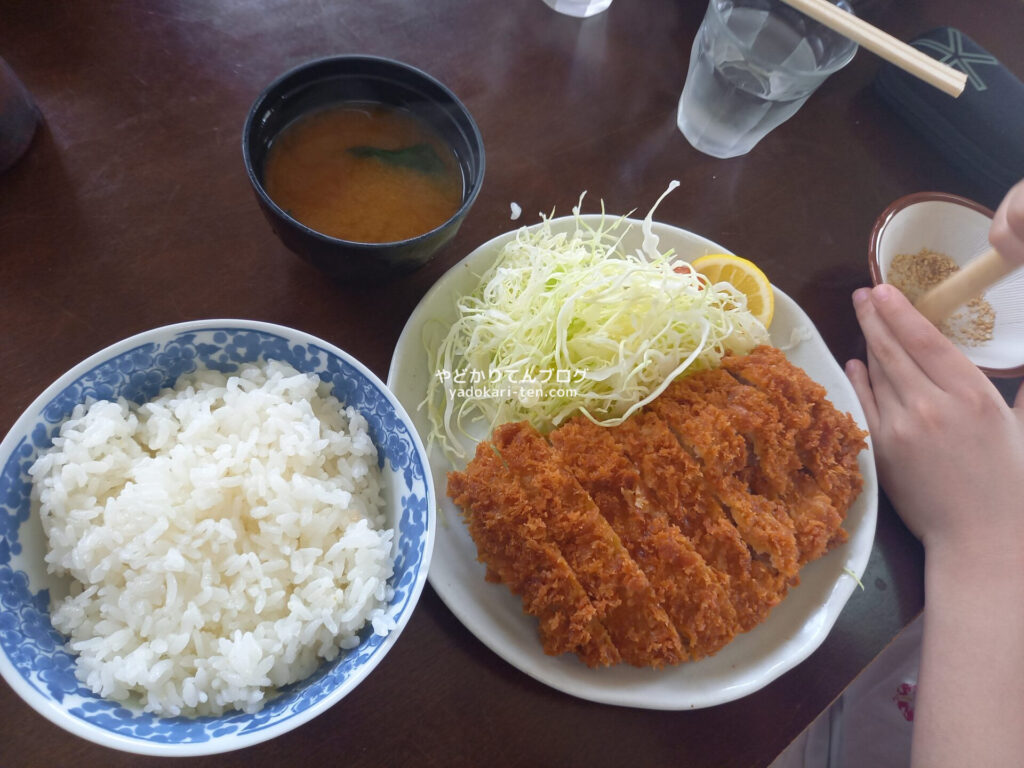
top-left (243, 55), bottom-right (485, 282)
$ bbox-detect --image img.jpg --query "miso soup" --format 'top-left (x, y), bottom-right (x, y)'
top-left (263, 103), bottom-right (463, 243)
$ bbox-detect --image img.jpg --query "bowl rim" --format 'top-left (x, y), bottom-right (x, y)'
top-left (867, 191), bottom-right (1023, 378)
top-left (241, 53), bottom-right (486, 252)
top-left (0, 318), bottom-right (436, 756)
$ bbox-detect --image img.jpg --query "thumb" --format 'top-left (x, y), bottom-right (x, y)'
top-left (990, 179), bottom-right (1024, 265)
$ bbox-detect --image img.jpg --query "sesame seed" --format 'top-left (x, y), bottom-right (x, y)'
top-left (887, 249), bottom-right (995, 346)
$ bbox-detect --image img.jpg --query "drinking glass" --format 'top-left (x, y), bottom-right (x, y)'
top-left (543, 0), bottom-right (613, 18)
top-left (677, 0), bottom-right (857, 158)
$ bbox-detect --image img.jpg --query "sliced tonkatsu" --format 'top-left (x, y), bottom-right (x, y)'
top-left (611, 410), bottom-right (787, 633)
top-left (491, 422), bottom-right (686, 668)
top-left (447, 440), bottom-right (621, 667)
top-left (446, 345), bottom-right (868, 667)
top-left (721, 346), bottom-right (867, 549)
top-left (550, 416), bottom-right (737, 659)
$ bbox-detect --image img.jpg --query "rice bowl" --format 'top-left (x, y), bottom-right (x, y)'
top-left (0, 320), bottom-right (434, 755)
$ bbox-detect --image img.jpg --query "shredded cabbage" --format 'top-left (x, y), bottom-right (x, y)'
top-left (423, 190), bottom-right (769, 461)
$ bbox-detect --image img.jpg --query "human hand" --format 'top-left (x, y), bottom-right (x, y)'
top-left (845, 283), bottom-right (1024, 560)
top-left (990, 178), bottom-right (1024, 267)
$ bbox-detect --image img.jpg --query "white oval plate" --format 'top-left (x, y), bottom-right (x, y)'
top-left (387, 216), bottom-right (877, 710)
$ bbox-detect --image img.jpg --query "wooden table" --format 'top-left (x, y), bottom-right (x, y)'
top-left (1, 1), bottom-right (1021, 766)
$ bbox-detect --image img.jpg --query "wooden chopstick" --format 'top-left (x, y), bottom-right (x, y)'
top-left (780, 0), bottom-right (968, 97)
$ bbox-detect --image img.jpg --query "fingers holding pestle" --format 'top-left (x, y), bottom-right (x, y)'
top-left (915, 180), bottom-right (1024, 325)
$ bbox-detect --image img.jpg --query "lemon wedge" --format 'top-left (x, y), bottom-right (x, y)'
top-left (691, 253), bottom-right (774, 328)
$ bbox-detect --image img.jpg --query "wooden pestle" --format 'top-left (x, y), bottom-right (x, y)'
top-left (914, 247), bottom-right (1017, 324)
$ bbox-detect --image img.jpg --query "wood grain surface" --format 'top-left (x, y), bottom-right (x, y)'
top-left (1, 1), bottom-right (1021, 766)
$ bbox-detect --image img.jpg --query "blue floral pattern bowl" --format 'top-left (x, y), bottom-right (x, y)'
top-left (0, 320), bottom-right (435, 755)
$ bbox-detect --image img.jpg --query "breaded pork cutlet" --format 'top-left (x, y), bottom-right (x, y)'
top-left (721, 346), bottom-right (867, 548)
top-left (653, 385), bottom-right (799, 577)
top-left (720, 380), bottom-right (851, 564)
top-left (550, 416), bottom-right (737, 659)
top-left (660, 367), bottom-right (798, 495)
top-left (655, 375), bottom-right (800, 578)
top-left (661, 361), bottom-right (857, 565)
top-left (491, 422), bottom-right (687, 668)
top-left (447, 441), bottom-right (621, 667)
top-left (611, 410), bottom-right (788, 633)
top-left (699, 371), bottom-right (843, 564)
top-left (447, 345), bottom-right (867, 668)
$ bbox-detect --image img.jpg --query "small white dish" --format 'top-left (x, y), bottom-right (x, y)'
top-left (869, 191), bottom-right (1024, 377)
top-left (388, 215), bottom-right (878, 710)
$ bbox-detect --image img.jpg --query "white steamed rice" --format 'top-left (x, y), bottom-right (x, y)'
top-left (29, 360), bottom-right (395, 717)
